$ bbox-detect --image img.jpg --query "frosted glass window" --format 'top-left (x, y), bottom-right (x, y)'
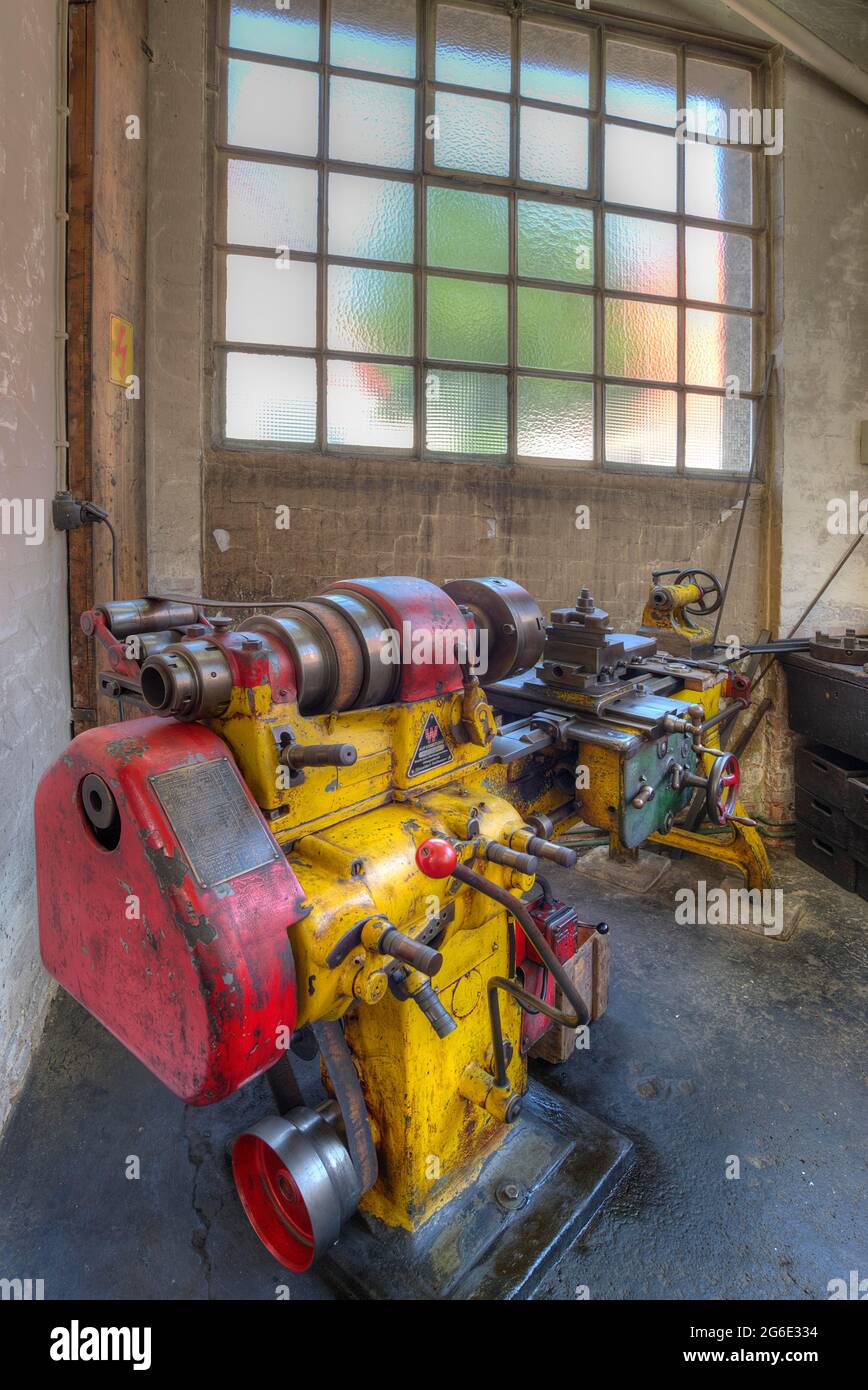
top-left (686, 141), bottom-right (753, 224)
top-left (425, 369), bottom-right (507, 454)
top-left (434, 91), bottom-right (511, 177)
top-left (436, 5), bottom-right (511, 92)
top-left (327, 360), bottom-right (414, 448)
top-left (686, 308), bottom-right (752, 390)
top-left (427, 188), bottom-right (508, 275)
top-left (226, 254), bottom-right (317, 347)
top-left (517, 379), bottom-right (593, 460)
top-left (329, 76), bottom-right (415, 169)
top-left (330, 0), bottom-right (416, 79)
top-left (518, 288), bottom-right (593, 374)
top-left (227, 60), bottom-right (318, 156)
top-left (605, 214), bottom-right (677, 297)
top-left (606, 40), bottom-right (677, 127)
top-left (229, 0), bottom-right (320, 63)
top-left (685, 59), bottom-right (753, 140)
top-left (216, 4), bottom-right (766, 466)
top-left (521, 21), bottom-right (590, 108)
top-left (328, 174), bottom-right (414, 263)
top-left (685, 393), bottom-right (752, 472)
top-left (605, 299), bottom-right (677, 382)
top-left (520, 109), bottom-right (589, 189)
top-left (328, 266), bottom-right (414, 356)
top-left (605, 124), bottom-right (677, 212)
top-left (518, 202), bottom-right (593, 285)
top-left (605, 385), bottom-right (677, 467)
top-left (225, 352), bottom-right (317, 443)
top-left (427, 277), bottom-right (508, 365)
top-left (226, 161), bottom-right (318, 252)
top-left (686, 227), bottom-right (753, 308)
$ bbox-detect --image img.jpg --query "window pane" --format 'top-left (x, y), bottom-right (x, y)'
top-left (226, 254), bottom-right (317, 347)
top-left (425, 369), bottom-right (507, 453)
top-left (605, 214), bottom-right (676, 296)
top-left (606, 40), bottom-right (677, 127)
top-left (685, 393), bottom-right (752, 471)
top-left (686, 308), bottom-right (751, 389)
top-left (605, 384), bottom-right (677, 467)
top-left (433, 91), bottom-right (510, 176)
top-left (518, 201), bottom-right (593, 285)
top-left (685, 141), bottom-right (753, 224)
top-left (226, 160), bottom-right (318, 252)
top-left (518, 287), bottom-right (593, 373)
top-left (518, 378), bottom-right (593, 459)
top-left (328, 266), bottom-right (414, 356)
top-left (427, 187), bottom-right (508, 274)
top-left (520, 108), bottom-right (589, 189)
top-left (227, 60), bottom-right (318, 156)
top-left (229, 0), bottom-right (320, 63)
top-left (685, 58), bottom-right (752, 139)
top-left (225, 352), bottom-right (317, 443)
top-left (328, 173), bottom-right (414, 263)
top-left (329, 76), bottom-right (415, 168)
top-left (521, 20), bottom-right (590, 109)
top-left (686, 226), bottom-right (753, 308)
top-left (327, 360), bottom-right (414, 448)
top-left (605, 299), bottom-right (677, 381)
top-left (605, 124), bottom-right (676, 212)
top-left (330, 0), bottom-right (416, 79)
top-left (435, 4), bottom-right (511, 93)
top-left (427, 277), bottom-right (508, 364)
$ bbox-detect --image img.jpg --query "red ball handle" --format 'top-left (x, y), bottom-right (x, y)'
top-left (416, 838), bottom-right (458, 878)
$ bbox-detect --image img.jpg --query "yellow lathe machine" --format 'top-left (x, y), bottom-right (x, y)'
top-left (36, 572), bottom-right (768, 1297)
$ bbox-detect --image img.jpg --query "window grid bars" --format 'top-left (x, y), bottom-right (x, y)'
top-left (213, 0), bottom-right (770, 472)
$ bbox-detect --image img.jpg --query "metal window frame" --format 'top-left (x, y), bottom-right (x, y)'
top-left (209, 0), bottom-right (772, 477)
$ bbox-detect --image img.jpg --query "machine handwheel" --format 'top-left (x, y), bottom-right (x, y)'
top-left (705, 753), bottom-right (741, 826)
top-left (674, 568), bottom-right (723, 618)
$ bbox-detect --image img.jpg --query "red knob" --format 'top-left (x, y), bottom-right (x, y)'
top-left (416, 838), bottom-right (458, 878)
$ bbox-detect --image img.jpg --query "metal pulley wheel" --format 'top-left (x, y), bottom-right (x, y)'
top-left (441, 576), bottom-right (545, 681)
top-left (674, 568), bottom-right (723, 618)
top-left (232, 1106), bottom-right (361, 1271)
top-left (705, 752), bottom-right (741, 826)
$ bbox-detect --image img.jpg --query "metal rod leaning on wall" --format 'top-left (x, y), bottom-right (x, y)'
top-left (753, 530), bottom-right (866, 694)
top-left (711, 356), bottom-right (776, 647)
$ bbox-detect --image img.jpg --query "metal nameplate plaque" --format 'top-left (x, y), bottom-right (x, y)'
top-left (150, 757), bottom-right (279, 887)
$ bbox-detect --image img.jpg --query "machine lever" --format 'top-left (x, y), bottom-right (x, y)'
top-left (373, 924), bottom-right (443, 977)
top-left (485, 842), bottom-right (539, 876)
top-left (522, 834), bottom-right (577, 868)
top-left (416, 840), bottom-right (591, 1089)
top-left (281, 742), bottom-right (358, 769)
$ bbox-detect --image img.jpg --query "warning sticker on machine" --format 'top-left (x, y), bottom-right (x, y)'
top-left (407, 713), bottom-right (453, 778)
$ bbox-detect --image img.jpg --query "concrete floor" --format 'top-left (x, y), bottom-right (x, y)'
top-left (1, 844), bottom-right (865, 1301)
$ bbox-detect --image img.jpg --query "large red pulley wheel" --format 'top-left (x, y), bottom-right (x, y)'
top-left (233, 1130), bottom-right (316, 1272)
top-left (232, 1109), bottom-right (361, 1272)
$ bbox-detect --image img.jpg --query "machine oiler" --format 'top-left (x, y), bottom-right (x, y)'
top-left (36, 573), bottom-right (766, 1295)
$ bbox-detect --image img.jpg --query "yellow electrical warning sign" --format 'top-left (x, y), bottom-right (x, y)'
top-left (109, 314), bottom-right (133, 387)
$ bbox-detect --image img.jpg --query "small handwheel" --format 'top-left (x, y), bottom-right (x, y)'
top-left (706, 753), bottom-right (741, 826)
top-left (674, 568), bottom-right (723, 617)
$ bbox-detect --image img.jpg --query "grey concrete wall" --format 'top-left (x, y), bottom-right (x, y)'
top-left (777, 57), bottom-right (868, 637)
top-left (0, 0), bottom-right (68, 1132)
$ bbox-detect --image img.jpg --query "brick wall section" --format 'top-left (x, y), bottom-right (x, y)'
top-left (204, 450), bottom-right (766, 640)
